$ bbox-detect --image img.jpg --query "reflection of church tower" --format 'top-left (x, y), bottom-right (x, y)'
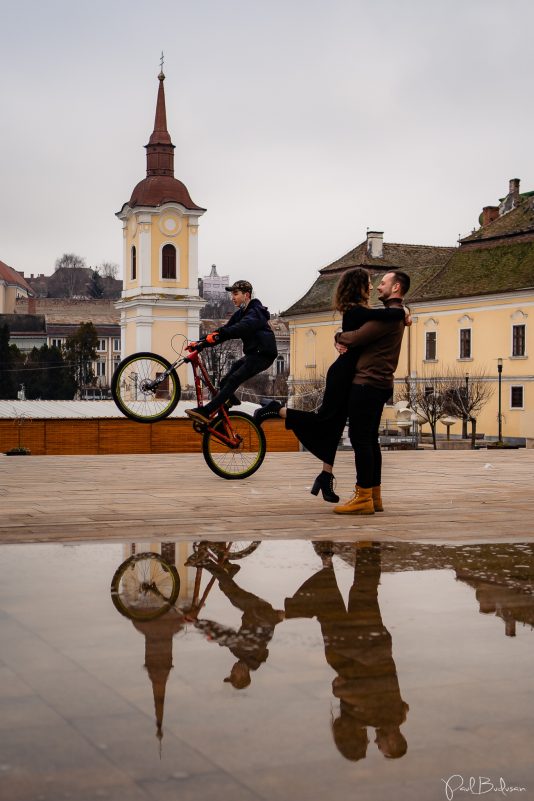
top-left (133, 610), bottom-right (185, 747)
top-left (116, 68), bottom-right (206, 387)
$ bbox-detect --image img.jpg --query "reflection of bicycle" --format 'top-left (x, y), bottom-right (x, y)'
top-left (111, 341), bottom-right (266, 480)
top-left (110, 552), bottom-right (180, 621)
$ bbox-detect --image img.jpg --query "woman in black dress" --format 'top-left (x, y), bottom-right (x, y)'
top-left (254, 268), bottom-right (407, 501)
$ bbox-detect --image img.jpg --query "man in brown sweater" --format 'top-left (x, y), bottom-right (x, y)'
top-left (333, 270), bottom-right (410, 515)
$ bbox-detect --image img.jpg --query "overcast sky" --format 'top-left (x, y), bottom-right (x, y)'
top-left (1, 0), bottom-right (533, 312)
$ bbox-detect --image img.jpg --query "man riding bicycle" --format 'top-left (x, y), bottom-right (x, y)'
top-left (186, 280), bottom-right (278, 425)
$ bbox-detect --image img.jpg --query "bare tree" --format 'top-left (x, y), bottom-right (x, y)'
top-left (202, 341), bottom-right (239, 389)
top-left (52, 253), bottom-right (87, 298)
top-left (289, 371), bottom-right (327, 412)
top-left (399, 369), bottom-right (495, 449)
top-left (99, 262), bottom-right (119, 279)
top-left (443, 369), bottom-right (494, 447)
top-left (398, 372), bottom-right (453, 449)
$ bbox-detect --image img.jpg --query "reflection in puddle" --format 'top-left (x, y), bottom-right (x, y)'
top-left (1, 539), bottom-right (534, 800)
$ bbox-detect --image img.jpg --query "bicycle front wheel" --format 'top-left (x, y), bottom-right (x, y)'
top-left (110, 552), bottom-right (180, 621)
top-left (111, 352), bottom-right (181, 422)
top-left (202, 411), bottom-right (266, 479)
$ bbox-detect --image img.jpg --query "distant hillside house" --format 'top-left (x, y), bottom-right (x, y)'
top-left (282, 178), bottom-right (534, 444)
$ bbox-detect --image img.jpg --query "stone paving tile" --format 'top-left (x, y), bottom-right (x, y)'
top-left (2, 450), bottom-right (534, 544)
top-left (0, 451), bottom-right (534, 542)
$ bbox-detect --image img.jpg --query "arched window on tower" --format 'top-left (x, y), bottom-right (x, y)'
top-left (131, 246), bottom-right (136, 280)
top-left (162, 244), bottom-right (177, 280)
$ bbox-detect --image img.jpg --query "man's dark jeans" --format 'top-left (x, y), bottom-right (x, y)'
top-left (202, 353), bottom-right (275, 414)
top-left (347, 383), bottom-right (392, 489)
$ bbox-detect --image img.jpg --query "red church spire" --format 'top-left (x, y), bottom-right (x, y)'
top-left (145, 71), bottom-right (175, 177)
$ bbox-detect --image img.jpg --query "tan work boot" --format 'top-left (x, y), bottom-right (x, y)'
top-left (334, 486), bottom-right (375, 515)
top-left (372, 486), bottom-right (384, 512)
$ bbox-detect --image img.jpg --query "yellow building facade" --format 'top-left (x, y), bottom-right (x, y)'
top-left (116, 71), bottom-right (205, 389)
top-left (284, 180), bottom-right (534, 444)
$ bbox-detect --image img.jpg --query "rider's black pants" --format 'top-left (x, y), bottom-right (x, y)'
top-left (201, 353), bottom-right (275, 414)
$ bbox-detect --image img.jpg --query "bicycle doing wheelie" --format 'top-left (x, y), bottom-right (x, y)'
top-left (111, 339), bottom-right (266, 480)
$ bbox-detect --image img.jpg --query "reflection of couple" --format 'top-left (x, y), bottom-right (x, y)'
top-left (199, 544), bottom-right (408, 761)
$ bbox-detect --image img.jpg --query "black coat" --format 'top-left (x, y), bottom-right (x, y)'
top-left (217, 298), bottom-right (278, 357)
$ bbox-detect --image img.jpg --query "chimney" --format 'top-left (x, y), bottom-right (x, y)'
top-left (366, 231), bottom-right (384, 259)
top-left (509, 178), bottom-right (520, 195)
top-left (481, 206), bottom-right (499, 226)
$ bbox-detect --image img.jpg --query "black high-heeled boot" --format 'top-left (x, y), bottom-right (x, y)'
top-left (310, 471), bottom-right (339, 503)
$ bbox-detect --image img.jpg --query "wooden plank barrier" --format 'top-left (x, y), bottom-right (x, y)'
top-left (0, 418), bottom-right (299, 456)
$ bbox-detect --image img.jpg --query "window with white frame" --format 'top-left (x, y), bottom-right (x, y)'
top-left (51, 338), bottom-right (64, 349)
top-left (97, 339), bottom-right (107, 352)
top-left (459, 328), bottom-right (471, 359)
top-left (113, 338), bottom-right (120, 352)
top-left (96, 361), bottom-right (106, 377)
top-left (425, 331), bottom-right (436, 360)
top-left (510, 385), bottom-right (524, 409)
top-left (512, 324), bottom-right (526, 357)
top-left (276, 355), bottom-right (286, 374)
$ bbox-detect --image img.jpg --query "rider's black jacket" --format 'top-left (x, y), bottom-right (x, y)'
top-left (216, 299), bottom-right (278, 358)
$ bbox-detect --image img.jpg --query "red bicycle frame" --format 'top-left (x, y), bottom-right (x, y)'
top-left (183, 348), bottom-right (243, 450)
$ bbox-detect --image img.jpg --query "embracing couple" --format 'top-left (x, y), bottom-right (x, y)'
top-left (254, 268), bottom-right (410, 515)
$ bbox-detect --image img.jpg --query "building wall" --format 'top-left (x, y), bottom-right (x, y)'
top-left (286, 290), bottom-right (534, 441)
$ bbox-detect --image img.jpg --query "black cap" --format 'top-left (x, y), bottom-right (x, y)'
top-left (225, 280), bottom-right (253, 294)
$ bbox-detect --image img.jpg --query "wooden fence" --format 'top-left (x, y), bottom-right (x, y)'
top-left (0, 417), bottom-right (299, 456)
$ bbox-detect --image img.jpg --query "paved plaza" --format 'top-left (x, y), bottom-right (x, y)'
top-left (2, 449), bottom-right (533, 544)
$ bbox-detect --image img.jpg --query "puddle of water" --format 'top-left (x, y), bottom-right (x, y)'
top-left (0, 540), bottom-right (533, 801)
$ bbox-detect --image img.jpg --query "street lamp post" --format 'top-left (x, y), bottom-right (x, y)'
top-left (497, 357), bottom-right (503, 445)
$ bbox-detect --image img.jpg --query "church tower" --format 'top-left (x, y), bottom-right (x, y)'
top-left (116, 68), bottom-right (205, 385)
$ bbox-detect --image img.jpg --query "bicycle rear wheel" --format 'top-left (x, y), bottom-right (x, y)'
top-left (202, 411), bottom-right (266, 479)
top-left (212, 542), bottom-right (261, 559)
top-left (111, 352), bottom-right (181, 422)
top-left (110, 552), bottom-right (180, 621)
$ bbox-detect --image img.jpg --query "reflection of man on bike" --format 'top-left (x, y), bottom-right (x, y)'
top-left (186, 280), bottom-right (278, 425)
top-left (195, 561), bottom-right (285, 688)
top-left (285, 542), bottom-right (409, 761)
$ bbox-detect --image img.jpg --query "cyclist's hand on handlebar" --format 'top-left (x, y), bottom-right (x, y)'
top-left (205, 332), bottom-right (219, 345)
top-left (186, 340), bottom-right (205, 352)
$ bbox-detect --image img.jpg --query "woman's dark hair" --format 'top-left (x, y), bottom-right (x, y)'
top-left (334, 268), bottom-right (370, 313)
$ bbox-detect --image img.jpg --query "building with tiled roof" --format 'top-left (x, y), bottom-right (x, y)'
top-left (283, 178), bottom-right (534, 444)
top-left (283, 234), bottom-right (454, 317)
top-left (0, 259), bottom-right (34, 314)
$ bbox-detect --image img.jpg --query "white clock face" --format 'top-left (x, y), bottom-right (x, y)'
top-left (158, 213), bottom-right (182, 237)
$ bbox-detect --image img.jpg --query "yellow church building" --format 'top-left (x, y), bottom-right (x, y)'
top-left (283, 178), bottom-right (534, 445)
top-left (116, 69), bottom-right (205, 390)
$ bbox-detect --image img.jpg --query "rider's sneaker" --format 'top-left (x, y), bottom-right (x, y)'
top-left (253, 400), bottom-right (282, 425)
top-left (186, 407), bottom-right (212, 425)
top-left (225, 394), bottom-right (242, 408)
